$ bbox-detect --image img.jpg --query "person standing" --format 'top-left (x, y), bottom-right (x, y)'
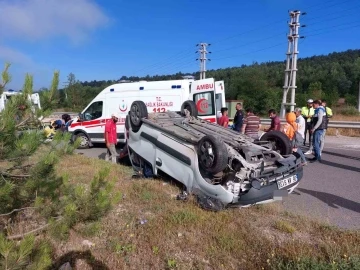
top-left (301, 99), bottom-right (314, 149)
top-left (309, 100), bottom-right (326, 163)
top-left (282, 112), bottom-right (307, 166)
top-left (241, 108), bottom-right (261, 139)
top-left (218, 107), bottom-right (229, 127)
top-left (264, 109), bottom-right (280, 132)
top-left (294, 108), bottom-right (306, 138)
top-left (320, 99), bottom-right (333, 155)
top-left (233, 103), bottom-right (244, 132)
top-left (105, 112), bottom-right (120, 164)
top-left (294, 108), bottom-right (307, 165)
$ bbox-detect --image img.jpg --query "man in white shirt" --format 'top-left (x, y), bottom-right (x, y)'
top-left (294, 107), bottom-right (306, 139)
top-left (294, 107), bottom-right (307, 165)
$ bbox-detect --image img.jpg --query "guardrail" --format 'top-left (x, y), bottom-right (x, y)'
top-left (42, 113), bottom-right (360, 129)
top-left (229, 118), bottom-right (360, 129)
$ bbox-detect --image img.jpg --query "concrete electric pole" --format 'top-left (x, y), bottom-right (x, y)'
top-left (196, 43), bottom-right (211, 80)
top-left (280, 10), bottom-right (305, 118)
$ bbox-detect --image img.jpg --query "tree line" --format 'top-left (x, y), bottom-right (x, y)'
top-left (42, 49), bottom-right (360, 116)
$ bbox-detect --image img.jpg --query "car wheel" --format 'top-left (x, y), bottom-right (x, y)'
top-left (260, 130), bottom-right (292, 155)
top-left (76, 132), bottom-right (90, 149)
top-left (129, 100), bottom-right (148, 132)
top-left (197, 134), bottom-right (228, 174)
top-left (181, 100), bottom-right (198, 117)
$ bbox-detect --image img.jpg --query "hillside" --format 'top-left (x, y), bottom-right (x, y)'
top-left (57, 49), bottom-right (360, 115)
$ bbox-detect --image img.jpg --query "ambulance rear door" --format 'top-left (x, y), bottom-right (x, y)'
top-left (189, 78), bottom-right (217, 123)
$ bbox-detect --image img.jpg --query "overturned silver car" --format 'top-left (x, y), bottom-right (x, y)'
top-left (125, 100), bottom-right (303, 210)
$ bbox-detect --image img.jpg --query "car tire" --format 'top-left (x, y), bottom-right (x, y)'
top-left (197, 134), bottom-right (228, 174)
top-left (181, 100), bottom-right (198, 117)
top-left (260, 130), bottom-right (292, 155)
top-left (76, 132), bottom-right (90, 149)
top-left (129, 100), bottom-right (148, 132)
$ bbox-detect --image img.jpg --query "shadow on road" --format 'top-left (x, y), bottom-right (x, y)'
top-left (320, 160), bottom-right (360, 173)
top-left (98, 153), bottom-right (106, 160)
top-left (322, 150), bottom-right (360, 161)
top-left (297, 188), bottom-right (360, 214)
top-left (96, 144), bottom-right (124, 161)
top-left (52, 250), bottom-right (109, 270)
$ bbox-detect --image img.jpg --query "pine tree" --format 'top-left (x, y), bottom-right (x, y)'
top-left (0, 63), bottom-right (118, 269)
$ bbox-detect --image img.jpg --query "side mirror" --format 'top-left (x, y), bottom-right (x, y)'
top-left (78, 113), bottom-right (84, 121)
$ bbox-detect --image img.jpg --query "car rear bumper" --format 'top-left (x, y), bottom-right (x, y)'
top-left (233, 166), bottom-right (304, 206)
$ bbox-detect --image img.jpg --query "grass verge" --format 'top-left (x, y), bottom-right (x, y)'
top-left (49, 154), bottom-right (360, 270)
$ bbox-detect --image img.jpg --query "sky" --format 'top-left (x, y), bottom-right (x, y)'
top-left (1, 0), bottom-right (359, 90)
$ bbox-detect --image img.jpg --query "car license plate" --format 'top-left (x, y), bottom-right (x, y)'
top-left (277, 175), bottom-right (297, 189)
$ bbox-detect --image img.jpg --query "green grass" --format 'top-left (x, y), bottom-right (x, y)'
top-left (274, 220), bottom-right (297, 234)
top-left (51, 154), bottom-right (360, 270)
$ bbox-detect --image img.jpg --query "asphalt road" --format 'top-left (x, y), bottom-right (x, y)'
top-left (76, 135), bottom-right (360, 229)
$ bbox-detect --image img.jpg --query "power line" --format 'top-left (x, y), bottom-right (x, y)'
top-left (305, 22), bottom-right (360, 38)
top-left (211, 42), bottom-right (287, 61)
top-left (303, 19), bottom-right (360, 35)
top-left (299, 0), bottom-right (339, 10)
top-left (160, 21), bottom-right (360, 76)
top-left (211, 32), bottom-right (285, 54)
top-left (209, 0), bottom-right (353, 47)
top-left (305, 0), bottom-right (357, 13)
top-left (141, 53), bottom-right (195, 75)
top-left (210, 19), bottom-right (285, 46)
top-left (150, 57), bottom-right (197, 75)
top-left (131, 0), bottom-right (358, 77)
top-left (304, 4), bottom-right (360, 23)
top-left (162, 60), bottom-right (198, 75)
top-left (130, 46), bottom-right (195, 74)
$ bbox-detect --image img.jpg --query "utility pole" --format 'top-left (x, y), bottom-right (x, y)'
top-left (280, 10), bottom-right (305, 118)
top-left (196, 43), bottom-right (211, 80)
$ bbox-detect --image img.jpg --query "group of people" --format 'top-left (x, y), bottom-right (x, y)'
top-left (301, 99), bottom-right (333, 156)
top-left (216, 103), bottom-right (262, 139)
top-left (217, 103), bottom-right (262, 138)
top-left (44, 114), bottom-right (73, 138)
top-left (216, 99), bottom-right (333, 165)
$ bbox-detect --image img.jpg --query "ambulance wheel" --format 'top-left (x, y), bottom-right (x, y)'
top-left (181, 100), bottom-right (198, 117)
top-left (76, 132), bottom-right (90, 149)
top-left (197, 135), bottom-right (228, 174)
top-left (130, 100), bottom-right (148, 132)
top-left (260, 130), bottom-right (292, 155)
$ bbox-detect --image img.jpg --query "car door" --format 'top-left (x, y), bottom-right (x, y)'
top-left (154, 133), bottom-right (196, 188)
top-left (80, 100), bottom-right (105, 142)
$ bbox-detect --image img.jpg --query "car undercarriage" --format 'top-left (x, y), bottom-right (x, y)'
top-left (125, 100), bottom-right (303, 210)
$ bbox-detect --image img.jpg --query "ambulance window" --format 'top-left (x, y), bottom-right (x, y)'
top-left (215, 94), bottom-right (222, 112)
top-left (193, 91), bottom-right (215, 116)
top-left (83, 101), bottom-right (103, 120)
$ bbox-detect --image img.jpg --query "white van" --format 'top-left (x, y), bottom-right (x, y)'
top-left (68, 78), bottom-right (226, 148)
top-left (0, 90), bottom-right (41, 113)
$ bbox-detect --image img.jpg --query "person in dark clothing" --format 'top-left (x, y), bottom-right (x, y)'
top-left (233, 103), bottom-right (244, 132)
top-left (62, 114), bottom-right (72, 131)
top-left (265, 109), bottom-right (280, 132)
top-left (309, 100), bottom-right (326, 163)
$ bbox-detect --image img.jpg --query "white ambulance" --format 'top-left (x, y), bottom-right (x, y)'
top-left (68, 78), bottom-right (226, 148)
